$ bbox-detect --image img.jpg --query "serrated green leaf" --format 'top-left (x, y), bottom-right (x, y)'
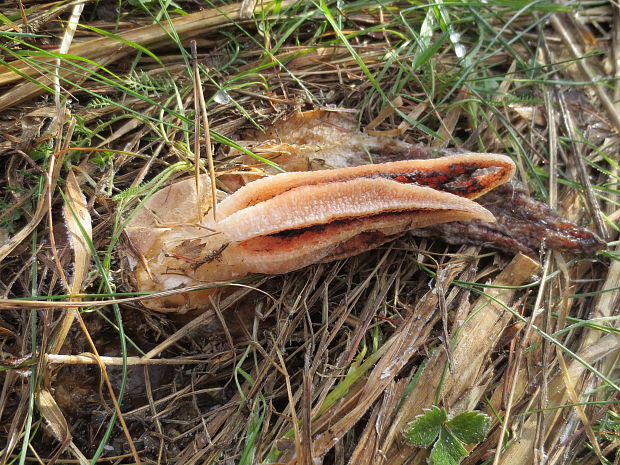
top-left (430, 428), bottom-right (468, 465)
top-left (447, 411), bottom-right (491, 445)
top-left (404, 406), bottom-right (447, 448)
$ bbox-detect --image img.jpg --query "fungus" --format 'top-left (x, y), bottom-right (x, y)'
top-left (124, 153), bottom-right (515, 313)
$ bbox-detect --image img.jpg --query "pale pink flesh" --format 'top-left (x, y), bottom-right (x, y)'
top-left (217, 177), bottom-right (496, 242)
top-left (216, 152), bottom-right (515, 218)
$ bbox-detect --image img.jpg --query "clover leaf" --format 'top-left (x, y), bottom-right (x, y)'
top-left (404, 406), bottom-right (491, 465)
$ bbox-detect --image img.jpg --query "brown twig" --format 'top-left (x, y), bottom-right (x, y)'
top-left (192, 41), bottom-right (218, 222)
top-left (73, 311), bottom-right (143, 465)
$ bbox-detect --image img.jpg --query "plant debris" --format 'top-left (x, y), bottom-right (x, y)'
top-left (0, 1), bottom-right (617, 464)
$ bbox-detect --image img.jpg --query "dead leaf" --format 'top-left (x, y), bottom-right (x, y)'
top-left (37, 388), bottom-right (90, 465)
top-left (63, 170), bottom-right (93, 295)
top-left (49, 169), bottom-right (93, 354)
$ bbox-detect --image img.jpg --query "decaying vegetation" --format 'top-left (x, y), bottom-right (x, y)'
top-left (0, 1), bottom-right (618, 464)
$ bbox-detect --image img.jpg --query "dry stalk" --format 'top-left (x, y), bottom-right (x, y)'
top-left (191, 40), bottom-right (218, 222)
top-left (0, 0), bottom-right (297, 110)
top-left (497, 251), bottom-right (620, 464)
top-left (550, 13), bottom-right (620, 131)
top-left (73, 311), bottom-right (142, 465)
